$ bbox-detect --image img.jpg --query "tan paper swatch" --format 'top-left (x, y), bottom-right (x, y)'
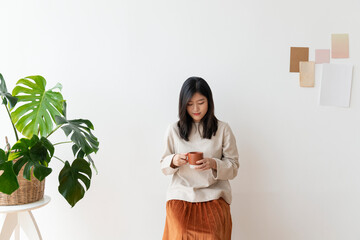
top-left (331, 34), bottom-right (349, 58)
top-left (299, 61), bottom-right (315, 87)
top-left (290, 47), bottom-right (309, 72)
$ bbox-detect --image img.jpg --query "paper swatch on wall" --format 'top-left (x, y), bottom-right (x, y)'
top-left (290, 47), bottom-right (309, 72)
top-left (315, 49), bottom-right (330, 64)
top-left (331, 34), bottom-right (349, 58)
top-left (319, 64), bottom-right (353, 107)
top-left (299, 61), bottom-right (315, 87)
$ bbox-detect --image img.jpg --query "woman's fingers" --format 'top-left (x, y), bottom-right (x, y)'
top-left (195, 159), bottom-right (205, 165)
top-left (195, 158), bottom-right (214, 171)
top-left (195, 159), bottom-right (207, 170)
top-left (173, 153), bottom-right (188, 167)
top-left (178, 159), bottom-right (187, 165)
top-left (179, 153), bottom-right (188, 165)
top-left (175, 154), bottom-right (216, 169)
top-left (195, 164), bottom-right (209, 170)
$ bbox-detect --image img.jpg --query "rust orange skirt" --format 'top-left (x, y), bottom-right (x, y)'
top-left (163, 198), bottom-right (232, 240)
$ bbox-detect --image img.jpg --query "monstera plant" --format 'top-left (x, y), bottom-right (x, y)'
top-left (0, 73), bottom-right (99, 207)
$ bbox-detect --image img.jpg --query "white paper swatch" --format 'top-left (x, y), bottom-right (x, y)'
top-left (319, 64), bottom-right (353, 107)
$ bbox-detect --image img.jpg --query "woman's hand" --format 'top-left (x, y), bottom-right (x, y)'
top-left (171, 153), bottom-right (188, 168)
top-left (194, 158), bottom-right (217, 171)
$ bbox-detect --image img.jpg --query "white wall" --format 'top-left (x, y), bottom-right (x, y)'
top-left (1, 0), bottom-right (360, 239)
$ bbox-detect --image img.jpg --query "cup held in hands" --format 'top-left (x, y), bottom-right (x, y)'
top-left (187, 152), bottom-right (203, 169)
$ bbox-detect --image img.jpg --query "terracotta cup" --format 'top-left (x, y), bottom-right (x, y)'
top-left (187, 152), bottom-right (203, 169)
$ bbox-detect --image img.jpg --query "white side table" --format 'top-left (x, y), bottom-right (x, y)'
top-left (0, 196), bottom-right (50, 240)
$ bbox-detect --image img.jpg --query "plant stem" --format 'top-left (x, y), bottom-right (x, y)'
top-left (87, 155), bottom-right (98, 175)
top-left (46, 124), bottom-right (62, 139)
top-left (53, 141), bottom-right (72, 146)
top-left (53, 156), bottom-right (65, 163)
top-left (4, 104), bottom-right (19, 141)
top-left (5, 136), bottom-right (10, 151)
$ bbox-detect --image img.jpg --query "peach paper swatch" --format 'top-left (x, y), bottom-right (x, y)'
top-left (315, 49), bottom-right (330, 64)
top-left (331, 34), bottom-right (349, 58)
top-left (290, 47), bottom-right (309, 72)
top-left (299, 61), bottom-right (315, 87)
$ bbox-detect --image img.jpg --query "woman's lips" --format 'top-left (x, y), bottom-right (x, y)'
top-left (193, 113), bottom-right (201, 116)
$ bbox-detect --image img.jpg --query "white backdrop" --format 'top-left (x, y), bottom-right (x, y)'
top-left (1, 0), bottom-right (360, 239)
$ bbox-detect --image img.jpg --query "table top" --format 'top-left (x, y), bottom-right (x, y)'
top-left (0, 195), bottom-right (51, 213)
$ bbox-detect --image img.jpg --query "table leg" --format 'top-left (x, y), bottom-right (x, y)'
top-left (0, 213), bottom-right (18, 240)
top-left (15, 224), bottom-right (20, 240)
top-left (18, 210), bottom-right (42, 240)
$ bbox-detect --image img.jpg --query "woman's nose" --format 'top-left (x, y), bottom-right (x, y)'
top-left (194, 104), bottom-right (199, 111)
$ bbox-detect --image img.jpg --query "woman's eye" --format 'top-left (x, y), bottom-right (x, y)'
top-left (187, 104), bottom-right (193, 106)
top-left (199, 102), bottom-right (204, 105)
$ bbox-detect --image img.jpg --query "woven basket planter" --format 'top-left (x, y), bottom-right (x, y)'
top-left (0, 159), bottom-right (45, 206)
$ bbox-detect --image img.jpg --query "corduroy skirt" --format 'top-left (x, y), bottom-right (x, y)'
top-left (163, 198), bottom-right (232, 240)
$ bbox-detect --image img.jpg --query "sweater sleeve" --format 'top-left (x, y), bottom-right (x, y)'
top-left (160, 125), bottom-right (179, 175)
top-left (212, 123), bottom-right (239, 180)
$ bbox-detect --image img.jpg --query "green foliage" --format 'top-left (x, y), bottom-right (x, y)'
top-left (55, 102), bottom-right (99, 156)
top-left (58, 158), bottom-right (92, 207)
top-left (56, 117), bottom-right (99, 156)
top-left (0, 149), bottom-right (19, 195)
top-left (11, 75), bottom-right (64, 138)
top-left (0, 149), bottom-right (7, 164)
top-left (0, 73), bottom-right (99, 207)
top-left (9, 135), bottom-right (53, 181)
top-left (0, 73), bottom-right (18, 108)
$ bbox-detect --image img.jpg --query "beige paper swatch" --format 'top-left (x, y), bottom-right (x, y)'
top-left (331, 34), bottom-right (349, 58)
top-left (290, 47), bottom-right (309, 72)
top-left (299, 61), bottom-right (315, 87)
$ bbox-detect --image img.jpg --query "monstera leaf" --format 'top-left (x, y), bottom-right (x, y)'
top-left (0, 73), bottom-right (18, 108)
top-left (71, 145), bottom-right (98, 174)
top-left (58, 158), bottom-right (92, 207)
top-left (0, 149), bottom-right (19, 194)
top-left (8, 135), bottom-right (53, 181)
top-left (11, 75), bottom-right (64, 138)
top-left (0, 149), bottom-right (8, 164)
top-left (55, 103), bottom-right (99, 156)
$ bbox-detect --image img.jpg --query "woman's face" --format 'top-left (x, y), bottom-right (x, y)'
top-left (186, 92), bottom-right (208, 123)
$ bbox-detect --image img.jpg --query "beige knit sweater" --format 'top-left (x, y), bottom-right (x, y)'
top-left (161, 121), bottom-right (239, 204)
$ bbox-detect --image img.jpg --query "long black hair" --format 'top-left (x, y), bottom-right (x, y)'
top-left (177, 77), bottom-right (218, 141)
